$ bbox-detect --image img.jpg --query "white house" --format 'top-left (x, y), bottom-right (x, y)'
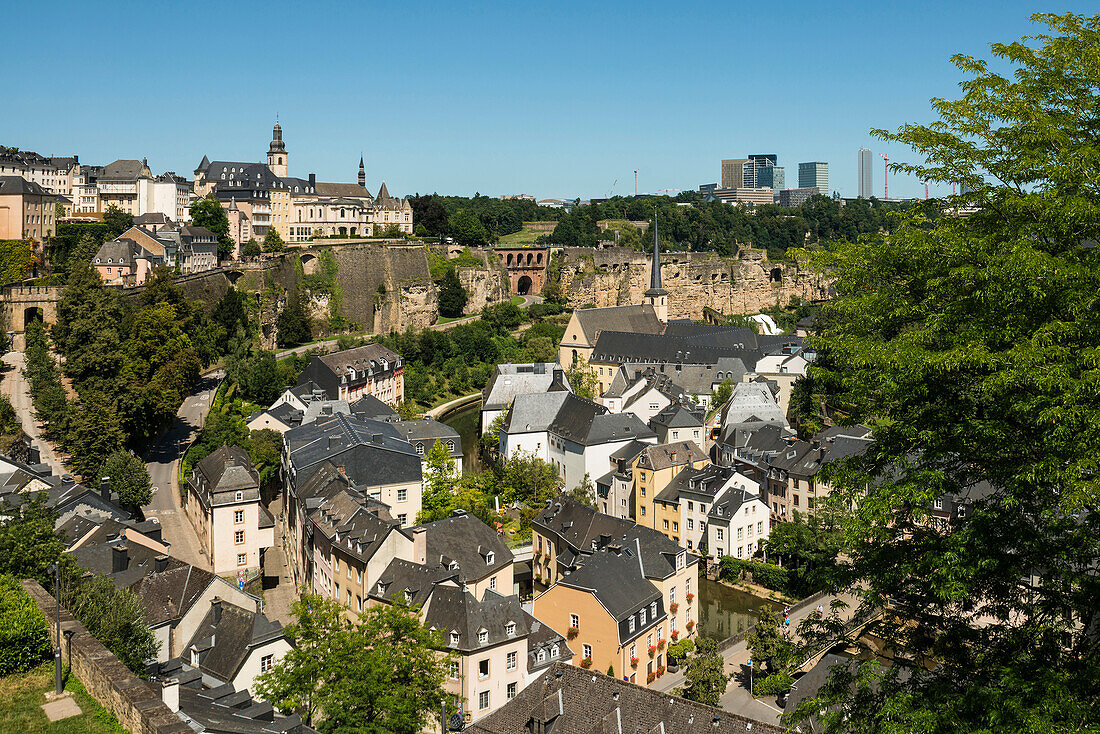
top-left (706, 483), bottom-right (771, 560)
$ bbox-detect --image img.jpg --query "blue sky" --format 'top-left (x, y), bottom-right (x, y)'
top-left (3, 2), bottom-right (1091, 200)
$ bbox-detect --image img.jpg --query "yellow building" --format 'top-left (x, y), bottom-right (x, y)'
top-left (633, 441), bottom-right (708, 532)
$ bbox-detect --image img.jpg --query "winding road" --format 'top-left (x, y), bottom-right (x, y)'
top-left (2, 351), bottom-right (66, 476)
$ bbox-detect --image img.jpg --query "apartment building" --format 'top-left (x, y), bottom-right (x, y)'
top-left (633, 441), bottom-right (707, 531)
top-left (0, 175), bottom-right (59, 240)
top-left (295, 343), bottom-right (405, 406)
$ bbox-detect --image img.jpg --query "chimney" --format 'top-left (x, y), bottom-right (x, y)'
top-left (336, 465), bottom-right (346, 477)
top-left (328, 435), bottom-right (341, 449)
top-left (161, 678), bottom-right (180, 712)
top-left (154, 555), bottom-right (169, 573)
top-left (552, 368), bottom-right (566, 389)
top-left (211, 597), bottom-right (222, 624)
top-left (111, 544), bottom-right (128, 573)
top-left (308, 173), bottom-right (316, 187)
top-left (100, 476), bottom-right (112, 501)
top-left (411, 527), bottom-right (427, 565)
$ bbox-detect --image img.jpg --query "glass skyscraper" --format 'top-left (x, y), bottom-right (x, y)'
top-left (858, 148), bottom-right (873, 198)
top-left (798, 162), bottom-right (828, 195)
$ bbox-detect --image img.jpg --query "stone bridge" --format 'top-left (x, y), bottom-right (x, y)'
top-left (495, 245), bottom-right (549, 295)
top-left (1, 284), bottom-right (62, 350)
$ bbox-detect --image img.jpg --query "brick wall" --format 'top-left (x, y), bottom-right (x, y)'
top-left (21, 580), bottom-right (190, 734)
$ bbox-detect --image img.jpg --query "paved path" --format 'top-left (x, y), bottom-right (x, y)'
top-left (260, 496), bottom-right (299, 625)
top-left (142, 371), bottom-right (223, 570)
top-left (2, 351), bottom-right (66, 475)
top-left (652, 590), bottom-right (861, 726)
top-left (423, 392), bottom-right (481, 419)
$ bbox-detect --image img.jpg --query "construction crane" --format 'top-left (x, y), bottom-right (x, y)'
top-left (922, 180), bottom-right (930, 199)
top-left (880, 153), bottom-right (890, 200)
top-left (607, 178), bottom-right (618, 198)
top-left (634, 170), bottom-right (638, 196)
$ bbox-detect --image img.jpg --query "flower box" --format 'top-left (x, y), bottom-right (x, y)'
top-left (581, 657), bottom-right (593, 668)
top-left (567, 626), bottom-right (579, 639)
top-left (657, 665), bottom-right (666, 676)
top-left (647, 672), bottom-right (656, 683)
top-left (686, 620), bottom-right (695, 630)
top-left (648, 645), bottom-right (657, 657)
top-left (686, 592), bottom-right (695, 603)
top-left (630, 656), bottom-right (639, 667)
top-left (657, 639), bottom-right (666, 650)
top-left (670, 602), bottom-right (679, 613)
top-left (671, 630), bottom-right (680, 640)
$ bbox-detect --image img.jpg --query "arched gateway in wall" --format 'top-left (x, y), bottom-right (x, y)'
top-left (0, 285), bottom-right (62, 350)
top-left (494, 245), bottom-right (549, 296)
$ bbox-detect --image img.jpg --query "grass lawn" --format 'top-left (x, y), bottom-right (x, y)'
top-left (497, 229), bottom-right (544, 245)
top-left (0, 662), bottom-right (129, 734)
top-left (510, 295), bottom-right (526, 306)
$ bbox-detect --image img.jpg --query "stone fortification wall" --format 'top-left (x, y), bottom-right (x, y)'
top-left (459, 266), bottom-right (509, 313)
top-left (557, 246), bottom-right (830, 318)
top-left (21, 579), bottom-right (190, 734)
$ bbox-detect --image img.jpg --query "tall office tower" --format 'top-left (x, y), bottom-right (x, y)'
top-left (798, 162), bottom-right (829, 194)
top-left (747, 154), bottom-right (783, 189)
top-left (721, 158), bottom-right (750, 189)
top-left (858, 148), bottom-right (873, 198)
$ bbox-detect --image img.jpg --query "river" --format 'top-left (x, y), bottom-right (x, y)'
top-left (441, 401), bottom-right (483, 474)
top-left (696, 577), bottom-right (782, 641)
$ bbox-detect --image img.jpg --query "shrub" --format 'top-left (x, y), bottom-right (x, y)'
top-left (666, 638), bottom-right (695, 661)
top-left (0, 575), bottom-right (51, 676)
top-left (748, 562), bottom-right (790, 593)
top-left (754, 672), bottom-right (795, 696)
top-left (719, 555), bottom-right (745, 581)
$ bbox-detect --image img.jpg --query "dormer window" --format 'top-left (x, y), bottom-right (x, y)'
top-left (550, 644), bottom-right (559, 658)
top-left (650, 602), bottom-right (657, 617)
top-left (506, 621), bottom-right (516, 636)
top-left (486, 552), bottom-right (495, 565)
top-left (478, 629), bottom-right (488, 644)
top-left (450, 632), bottom-right (459, 645)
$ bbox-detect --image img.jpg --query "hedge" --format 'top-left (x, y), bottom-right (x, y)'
top-left (754, 672), bottom-right (795, 696)
top-left (718, 556), bottom-right (791, 595)
top-left (0, 575), bottom-right (51, 676)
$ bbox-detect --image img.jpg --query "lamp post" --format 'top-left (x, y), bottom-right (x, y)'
top-left (47, 562), bottom-right (62, 696)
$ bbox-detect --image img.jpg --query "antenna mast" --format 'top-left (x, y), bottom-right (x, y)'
top-left (880, 153), bottom-right (890, 200)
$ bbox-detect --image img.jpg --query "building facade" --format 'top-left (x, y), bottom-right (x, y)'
top-left (798, 162), bottom-right (829, 194)
top-left (858, 148), bottom-right (873, 198)
top-left (0, 175), bottom-right (59, 241)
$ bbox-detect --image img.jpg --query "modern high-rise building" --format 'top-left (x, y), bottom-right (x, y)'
top-left (798, 162), bottom-right (828, 195)
top-left (721, 158), bottom-right (750, 189)
top-left (858, 149), bottom-right (873, 198)
top-left (748, 154), bottom-right (783, 190)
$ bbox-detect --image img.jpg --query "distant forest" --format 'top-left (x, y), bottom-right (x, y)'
top-left (409, 192), bottom-right (913, 260)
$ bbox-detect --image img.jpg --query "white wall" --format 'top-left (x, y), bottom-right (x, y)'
top-left (231, 637), bottom-right (292, 692)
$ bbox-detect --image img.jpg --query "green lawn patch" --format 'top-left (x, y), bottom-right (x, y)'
top-left (497, 229), bottom-right (544, 245)
top-left (0, 662), bottom-right (130, 733)
top-left (510, 295), bottom-right (525, 306)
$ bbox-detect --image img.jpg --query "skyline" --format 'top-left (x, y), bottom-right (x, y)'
top-left (3, 1), bottom-right (1091, 201)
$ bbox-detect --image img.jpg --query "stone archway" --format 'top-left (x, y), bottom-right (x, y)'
top-left (517, 276), bottom-right (532, 295)
top-left (23, 307), bottom-right (43, 330)
top-left (300, 253), bottom-right (319, 275)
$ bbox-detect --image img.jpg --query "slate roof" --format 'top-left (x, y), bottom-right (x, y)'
top-left (482, 363), bottom-right (570, 410)
top-left (557, 549), bottom-right (660, 622)
top-left (635, 441), bottom-right (706, 472)
top-left (708, 485), bottom-right (762, 523)
top-left (573, 305), bottom-right (664, 343)
top-left (68, 533), bottom-right (165, 589)
top-left (649, 402), bottom-right (705, 431)
top-left (659, 463), bottom-right (755, 504)
top-left (427, 586), bottom-right (530, 653)
top-left (307, 486), bottom-right (405, 564)
top-left (590, 330), bottom-right (761, 367)
top-left (316, 343), bottom-right (402, 375)
top-left (301, 400), bottom-right (351, 424)
top-left (99, 159), bottom-right (149, 181)
top-left (128, 557), bottom-right (220, 627)
top-left (502, 391), bottom-right (568, 433)
top-left (284, 413), bottom-right (421, 489)
top-left (467, 663), bottom-right (782, 734)
top-left (549, 395), bottom-right (656, 446)
top-left (248, 402), bottom-right (302, 429)
top-left (416, 511), bottom-right (513, 583)
top-left (718, 381), bottom-right (788, 432)
top-left (0, 175), bottom-right (56, 197)
top-left (186, 599), bottom-right (284, 684)
top-left (389, 419), bottom-right (462, 458)
top-left (370, 557), bottom-right (459, 608)
top-left (93, 237), bottom-right (160, 267)
top-left (195, 446), bottom-right (257, 493)
top-left (314, 181), bottom-right (374, 200)
top-left (349, 393), bottom-right (399, 421)
top-left (534, 494), bottom-right (634, 552)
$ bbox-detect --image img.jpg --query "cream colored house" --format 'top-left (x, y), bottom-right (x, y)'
top-left (184, 446), bottom-right (275, 576)
top-left (0, 175), bottom-right (59, 241)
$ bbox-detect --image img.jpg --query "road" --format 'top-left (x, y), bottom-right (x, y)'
top-left (142, 370), bottom-right (224, 570)
top-left (2, 351), bottom-right (66, 475)
top-left (652, 590), bottom-right (861, 726)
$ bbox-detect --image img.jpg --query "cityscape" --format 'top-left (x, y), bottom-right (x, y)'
top-left (0, 4), bottom-right (1096, 734)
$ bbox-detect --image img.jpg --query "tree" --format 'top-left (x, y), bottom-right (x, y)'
top-left (101, 450), bottom-right (152, 507)
top-left (747, 607), bottom-right (796, 677)
top-left (447, 208), bottom-right (488, 246)
top-left (102, 205), bottom-right (132, 238)
top-left (263, 227), bottom-right (286, 252)
top-left (437, 268), bottom-right (467, 317)
top-left (242, 238), bottom-right (261, 258)
top-left (566, 473), bottom-right (596, 508)
top-left (710, 378), bottom-right (734, 414)
top-left (790, 14), bottom-right (1100, 732)
top-left (419, 440), bottom-right (459, 522)
top-left (760, 509), bottom-right (844, 597)
top-left (65, 574), bottom-right (159, 673)
top-left (277, 293), bottom-right (312, 347)
top-left (189, 195), bottom-right (234, 259)
top-left (257, 592), bottom-right (450, 733)
top-left (63, 393), bottom-right (127, 479)
top-left (0, 494), bottom-right (65, 587)
top-left (565, 360), bottom-right (600, 400)
top-left (682, 637), bottom-right (729, 707)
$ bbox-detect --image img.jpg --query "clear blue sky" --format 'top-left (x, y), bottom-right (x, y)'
top-left (3, 2), bottom-right (1091, 200)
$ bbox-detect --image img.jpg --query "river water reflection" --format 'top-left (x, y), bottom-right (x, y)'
top-left (697, 576), bottom-right (782, 641)
top-left (441, 401), bottom-right (483, 475)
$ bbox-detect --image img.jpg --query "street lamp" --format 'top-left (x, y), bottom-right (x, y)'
top-left (47, 562), bottom-right (62, 695)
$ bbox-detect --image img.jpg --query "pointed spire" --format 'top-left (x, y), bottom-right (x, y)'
top-left (358, 155), bottom-right (366, 188)
top-left (645, 209), bottom-right (666, 296)
top-left (376, 181), bottom-right (390, 201)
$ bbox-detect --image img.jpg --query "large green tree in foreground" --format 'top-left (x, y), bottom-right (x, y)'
top-left (791, 13), bottom-right (1100, 733)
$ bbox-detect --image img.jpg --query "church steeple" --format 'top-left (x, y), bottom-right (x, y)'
top-left (644, 208), bottom-right (668, 323)
top-left (267, 119), bottom-right (287, 177)
top-left (358, 155), bottom-right (365, 188)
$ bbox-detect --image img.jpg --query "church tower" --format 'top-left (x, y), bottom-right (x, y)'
top-left (358, 156), bottom-right (366, 188)
top-left (644, 211), bottom-right (668, 323)
top-left (267, 119), bottom-right (287, 177)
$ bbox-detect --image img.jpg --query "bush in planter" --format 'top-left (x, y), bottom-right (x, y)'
top-left (567, 626), bottom-right (579, 639)
top-left (686, 592), bottom-right (695, 603)
top-left (0, 574), bottom-right (51, 675)
top-left (670, 602), bottom-right (679, 613)
top-left (648, 645), bottom-right (657, 657)
top-left (657, 638), bottom-right (666, 650)
top-left (657, 665), bottom-right (666, 676)
top-left (686, 619), bottom-right (696, 631)
top-left (671, 629), bottom-right (680, 641)
top-left (754, 672), bottom-right (795, 697)
top-left (581, 657), bottom-right (593, 668)
top-left (666, 638), bottom-right (695, 663)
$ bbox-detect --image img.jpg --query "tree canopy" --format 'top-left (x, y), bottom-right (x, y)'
top-left (791, 13), bottom-right (1100, 733)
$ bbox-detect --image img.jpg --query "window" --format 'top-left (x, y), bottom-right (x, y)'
top-left (669, 588), bottom-right (676, 604)
top-left (628, 616), bottom-right (635, 633)
top-left (717, 528), bottom-right (724, 541)
top-left (630, 644), bottom-right (636, 659)
top-left (234, 509), bottom-right (244, 524)
top-left (570, 614), bottom-right (579, 629)
top-left (478, 691), bottom-right (490, 710)
top-left (398, 513), bottom-right (407, 525)
top-left (934, 498), bottom-right (944, 510)
top-left (958, 506), bottom-right (967, 518)
top-left (551, 644), bottom-right (559, 658)
top-left (673, 522), bottom-right (679, 532)
top-left (737, 546), bottom-right (743, 558)
top-left (650, 602), bottom-right (657, 617)
top-left (583, 644), bottom-right (592, 659)
top-left (647, 633), bottom-right (653, 648)
top-left (416, 443), bottom-right (424, 455)
top-left (737, 527), bottom-right (743, 540)
top-left (537, 650), bottom-right (545, 662)
top-left (641, 506), bottom-right (646, 516)
top-left (450, 632), bottom-right (460, 646)
top-left (235, 491), bottom-right (243, 501)
top-left (450, 661), bottom-right (460, 679)
top-left (478, 629), bottom-right (489, 644)
top-left (506, 621), bottom-right (516, 636)
top-left (687, 519), bottom-right (694, 530)
top-left (757, 521), bottom-right (764, 534)
top-left (479, 659), bottom-right (489, 678)
top-left (507, 651), bottom-right (517, 670)
top-left (237, 553), bottom-right (247, 566)
top-left (663, 520), bottom-right (669, 530)
top-left (507, 682), bottom-right (517, 699)
top-left (687, 501), bottom-right (693, 511)
top-left (357, 595), bottom-right (362, 611)
top-left (489, 577), bottom-right (497, 591)
top-left (640, 607), bottom-right (646, 625)
top-left (447, 440), bottom-right (455, 452)
top-left (397, 488), bottom-right (407, 502)
top-left (235, 530), bottom-right (245, 544)
top-left (486, 551), bottom-right (495, 565)
top-left (260, 654), bottom-right (274, 673)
